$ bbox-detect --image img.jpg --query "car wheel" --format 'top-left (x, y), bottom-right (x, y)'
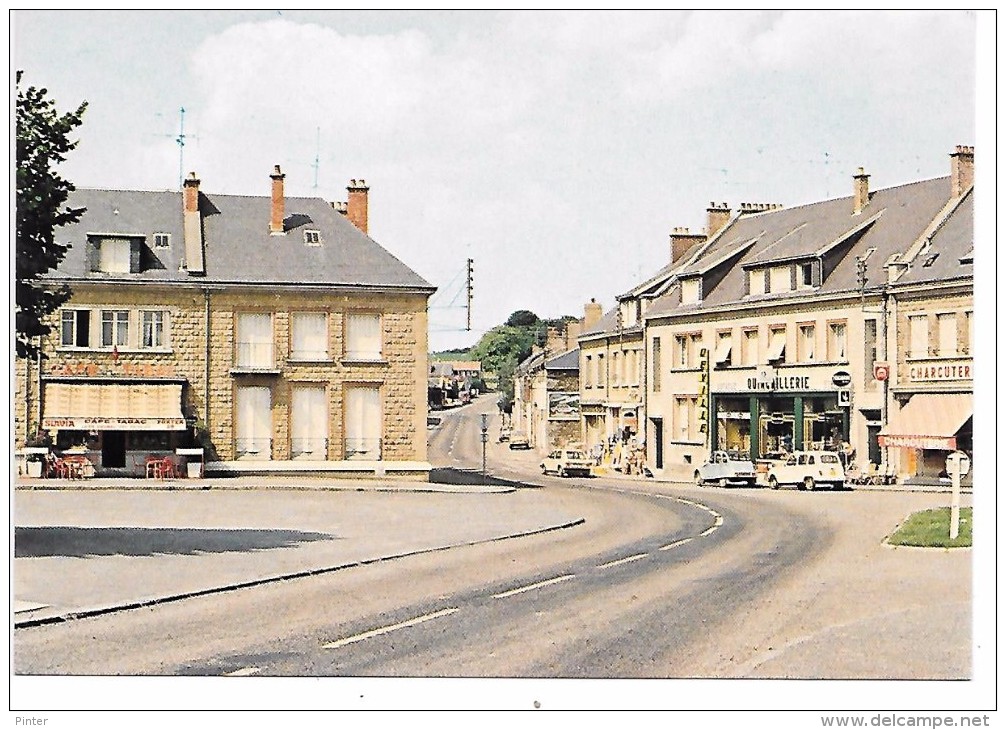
top-left (541, 466), bottom-right (548, 475)
top-left (694, 471), bottom-right (703, 487)
top-left (768, 476), bottom-right (779, 490)
top-left (719, 478), bottom-right (729, 488)
top-left (834, 481), bottom-right (847, 491)
top-left (803, 476), bottom-right (816, 491)
top-left (558, 467), bottom-right (566, 478)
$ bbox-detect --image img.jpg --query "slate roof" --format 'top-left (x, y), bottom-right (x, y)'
top-left (646, 175), bottom-right (957, 319)
top-left (545, 348), bottom-right (580, 371)
top-left (47, 187), bottom-right (434, 292)
top-left (895, 190), bottom-right (973, 286)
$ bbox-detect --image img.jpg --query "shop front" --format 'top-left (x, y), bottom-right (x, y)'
top-left (878, 392), bottom-right (972, 481)
top-left (40, 380), bottom-right (190, 476)
top-left (711, 367), bottom-right (851, 462)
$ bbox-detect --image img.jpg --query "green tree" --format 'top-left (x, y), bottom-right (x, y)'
top-left (16, 71), bottom-right (87, 359)
top-left (505, 309), bottom-right (540, 328)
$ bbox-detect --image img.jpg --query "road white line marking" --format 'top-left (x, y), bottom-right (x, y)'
top-left (493, 574), bottom-right (575, 599)
top-left (714, 514), bottom-right (724, 526)
top-left (597, 553), bottom-right (648, 569)
top-left (323, 607), bottom-right (459, 649)
top-left (659, 538), bottom-right (694, 551)
top-left (699, 525), bottom-right (717, 537)
top-left (224, 666), bottom-right (261, 677)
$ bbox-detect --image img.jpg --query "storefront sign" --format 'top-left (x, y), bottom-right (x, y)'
top-left (908, 361), bottom-right (972, 382)
top-left (832, 371), bottom-right (852, 387)
top-left (873, 362), bottom-right (890, 381)
top-left (49, 360), bottom-right (177, 378)
top-left (878, 434), bottom-right (956, 450)
top-left (41, 416), bottom-right (187, 431)
top-left (745, 374), bottom-right (811, 391)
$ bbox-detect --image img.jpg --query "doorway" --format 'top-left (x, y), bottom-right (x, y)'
top-left (102, 431), bottom-right (126, 468)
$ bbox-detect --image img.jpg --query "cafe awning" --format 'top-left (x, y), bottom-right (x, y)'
top-left (878, 393), bottom-right (972, 450)
top-left (41, 382), bottom-right (187, 431)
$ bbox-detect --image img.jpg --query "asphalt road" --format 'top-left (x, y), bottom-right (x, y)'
top-left (13, 398), bottom-right (971, 681)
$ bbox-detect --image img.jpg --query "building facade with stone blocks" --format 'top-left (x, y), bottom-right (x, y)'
top-left (641, 148), bottom-right (974, 481)
top-left (512, 324), bottom-right (582, 454)
top-left (878, 169), bottom-right (973, 482)
top-left (577, 229), bottom-right (705, 471)
top-left (15, 167), bottom-right (435, 479)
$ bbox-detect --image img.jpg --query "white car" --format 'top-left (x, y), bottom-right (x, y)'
top-left (540, 448), bottom-right (593, 477)
top-left (767, 451), bottom-right (846, 491)
top-left (694, 450), bottom-right (757, 487)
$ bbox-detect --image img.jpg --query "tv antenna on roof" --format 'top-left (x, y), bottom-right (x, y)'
top-left (156, 107), bottom-right (197, 190)
top-left (312, 127), bottom-right (321, 190)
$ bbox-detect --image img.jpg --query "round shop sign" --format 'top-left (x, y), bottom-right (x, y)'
top-left (832, 370), bottom-right (852, 387)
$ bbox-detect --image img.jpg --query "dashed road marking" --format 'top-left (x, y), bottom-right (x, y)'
top-left (323, 607), bottom-right (459, 649)
top-left (659, 537), bottom-right (694, 551)
top-left (597, 553), bottom-right (648, 569)
top-left (493, 574), bottom-right (575, 599)
top-left (224, 666), bottom-right (261, 677)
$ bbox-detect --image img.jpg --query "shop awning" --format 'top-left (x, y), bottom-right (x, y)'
top-left (42, 383), bottom-right (187, 431)
top-left (878, 393), bottom-right (972, 450)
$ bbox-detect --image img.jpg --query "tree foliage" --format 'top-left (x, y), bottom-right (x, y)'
top-left (16, 71), bottom-right (87, 359)
top-left (505, 309), bottom-right (540, 328)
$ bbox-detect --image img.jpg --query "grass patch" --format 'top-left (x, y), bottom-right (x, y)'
top-left (887, 507), bottom-right (972, 548)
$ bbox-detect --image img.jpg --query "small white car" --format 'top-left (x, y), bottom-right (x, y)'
top-left (540, 448), bottom-right (593, 477)
top-left (767, 451), bottom-right (846, 491)
top-left (694, 450), bottom-right (757, 487)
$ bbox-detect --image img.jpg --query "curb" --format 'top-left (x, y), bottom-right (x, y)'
top-left (13, 517), bottom-right (586, 629)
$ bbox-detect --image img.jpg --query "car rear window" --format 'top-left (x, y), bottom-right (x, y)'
top-left (566, 451), bottom-right (585, 459)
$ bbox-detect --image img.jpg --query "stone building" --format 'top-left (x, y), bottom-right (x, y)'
top-left (879, 149), bottom-right (974, 481)
top-left (641, 148), bottom-right (974, 479)
top-left (512, 324), bottom-right (581, 452)
top-left (578, 229), bottom-right (705, 467)
top-left (15, 167), bottom-right (435, 478)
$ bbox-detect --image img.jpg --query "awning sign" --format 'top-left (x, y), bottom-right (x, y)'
top-left (42, 416), bottom-right (187, 431)
top-left (42, 382), bottom-right (186, 431)
top-left (878, 434), bottom-right (957, 450)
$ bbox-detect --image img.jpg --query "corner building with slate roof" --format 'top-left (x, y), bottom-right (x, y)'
top-left (641, 148), bottom-right (973, 482)
top-left (15, 167), bottom-right (436, 478)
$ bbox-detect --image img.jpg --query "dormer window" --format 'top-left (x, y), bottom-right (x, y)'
top-left (304, 230), bottom-right (322, 246)
top-left (799, 262), bottom-right (814, 288)
top-left (681, 277), bottom-right (702, 304)
top-left (91, 236), bottom-right (141, 273)
top-left (97, 238), bottom-right (131, 272)
top-left (153, 233), bottom-right (171, 248)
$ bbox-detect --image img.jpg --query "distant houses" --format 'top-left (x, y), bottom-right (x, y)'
top-left (428, 360), bottom-right (483, 409)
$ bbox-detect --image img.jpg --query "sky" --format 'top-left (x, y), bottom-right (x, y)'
top-left (12, 10), bottom-right (981, 354)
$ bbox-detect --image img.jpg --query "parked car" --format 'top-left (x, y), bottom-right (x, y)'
top-left (694, 450), bottom-right (757, 487)
top-left (509, 431), bottom-right (531, 450)
top-left (498, 426), bottom-right (512, 443)
top-left (540, 448), bottom-right (593, 477)
top-left (767, 451), bottom-right (846, 491)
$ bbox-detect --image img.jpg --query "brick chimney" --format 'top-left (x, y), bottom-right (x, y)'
top-left (853, 167), bottom-right (870, 215)
top-left (706, 202), bottom-right (731, 238)
top-left (270, 165), bottom-right (286, 235)
top-left (950, 145), bottom-right (974, 197)
top-left (669, 227), bottom-right (706, 264)
top-left (584, 298), bottom-right (603, 329)
top-left (347, 179), bottom-right (370, 234)
top-left (182, 172), bottom-right (204, 274)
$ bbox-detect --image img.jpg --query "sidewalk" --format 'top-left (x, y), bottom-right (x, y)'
top-left (13, 476), bottom-right (583, 628)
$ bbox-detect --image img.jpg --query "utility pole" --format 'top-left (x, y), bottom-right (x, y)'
top-left (466, 258), bottom-right (474, 331)
top-left (480, 413), bottom-right (489, 484)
